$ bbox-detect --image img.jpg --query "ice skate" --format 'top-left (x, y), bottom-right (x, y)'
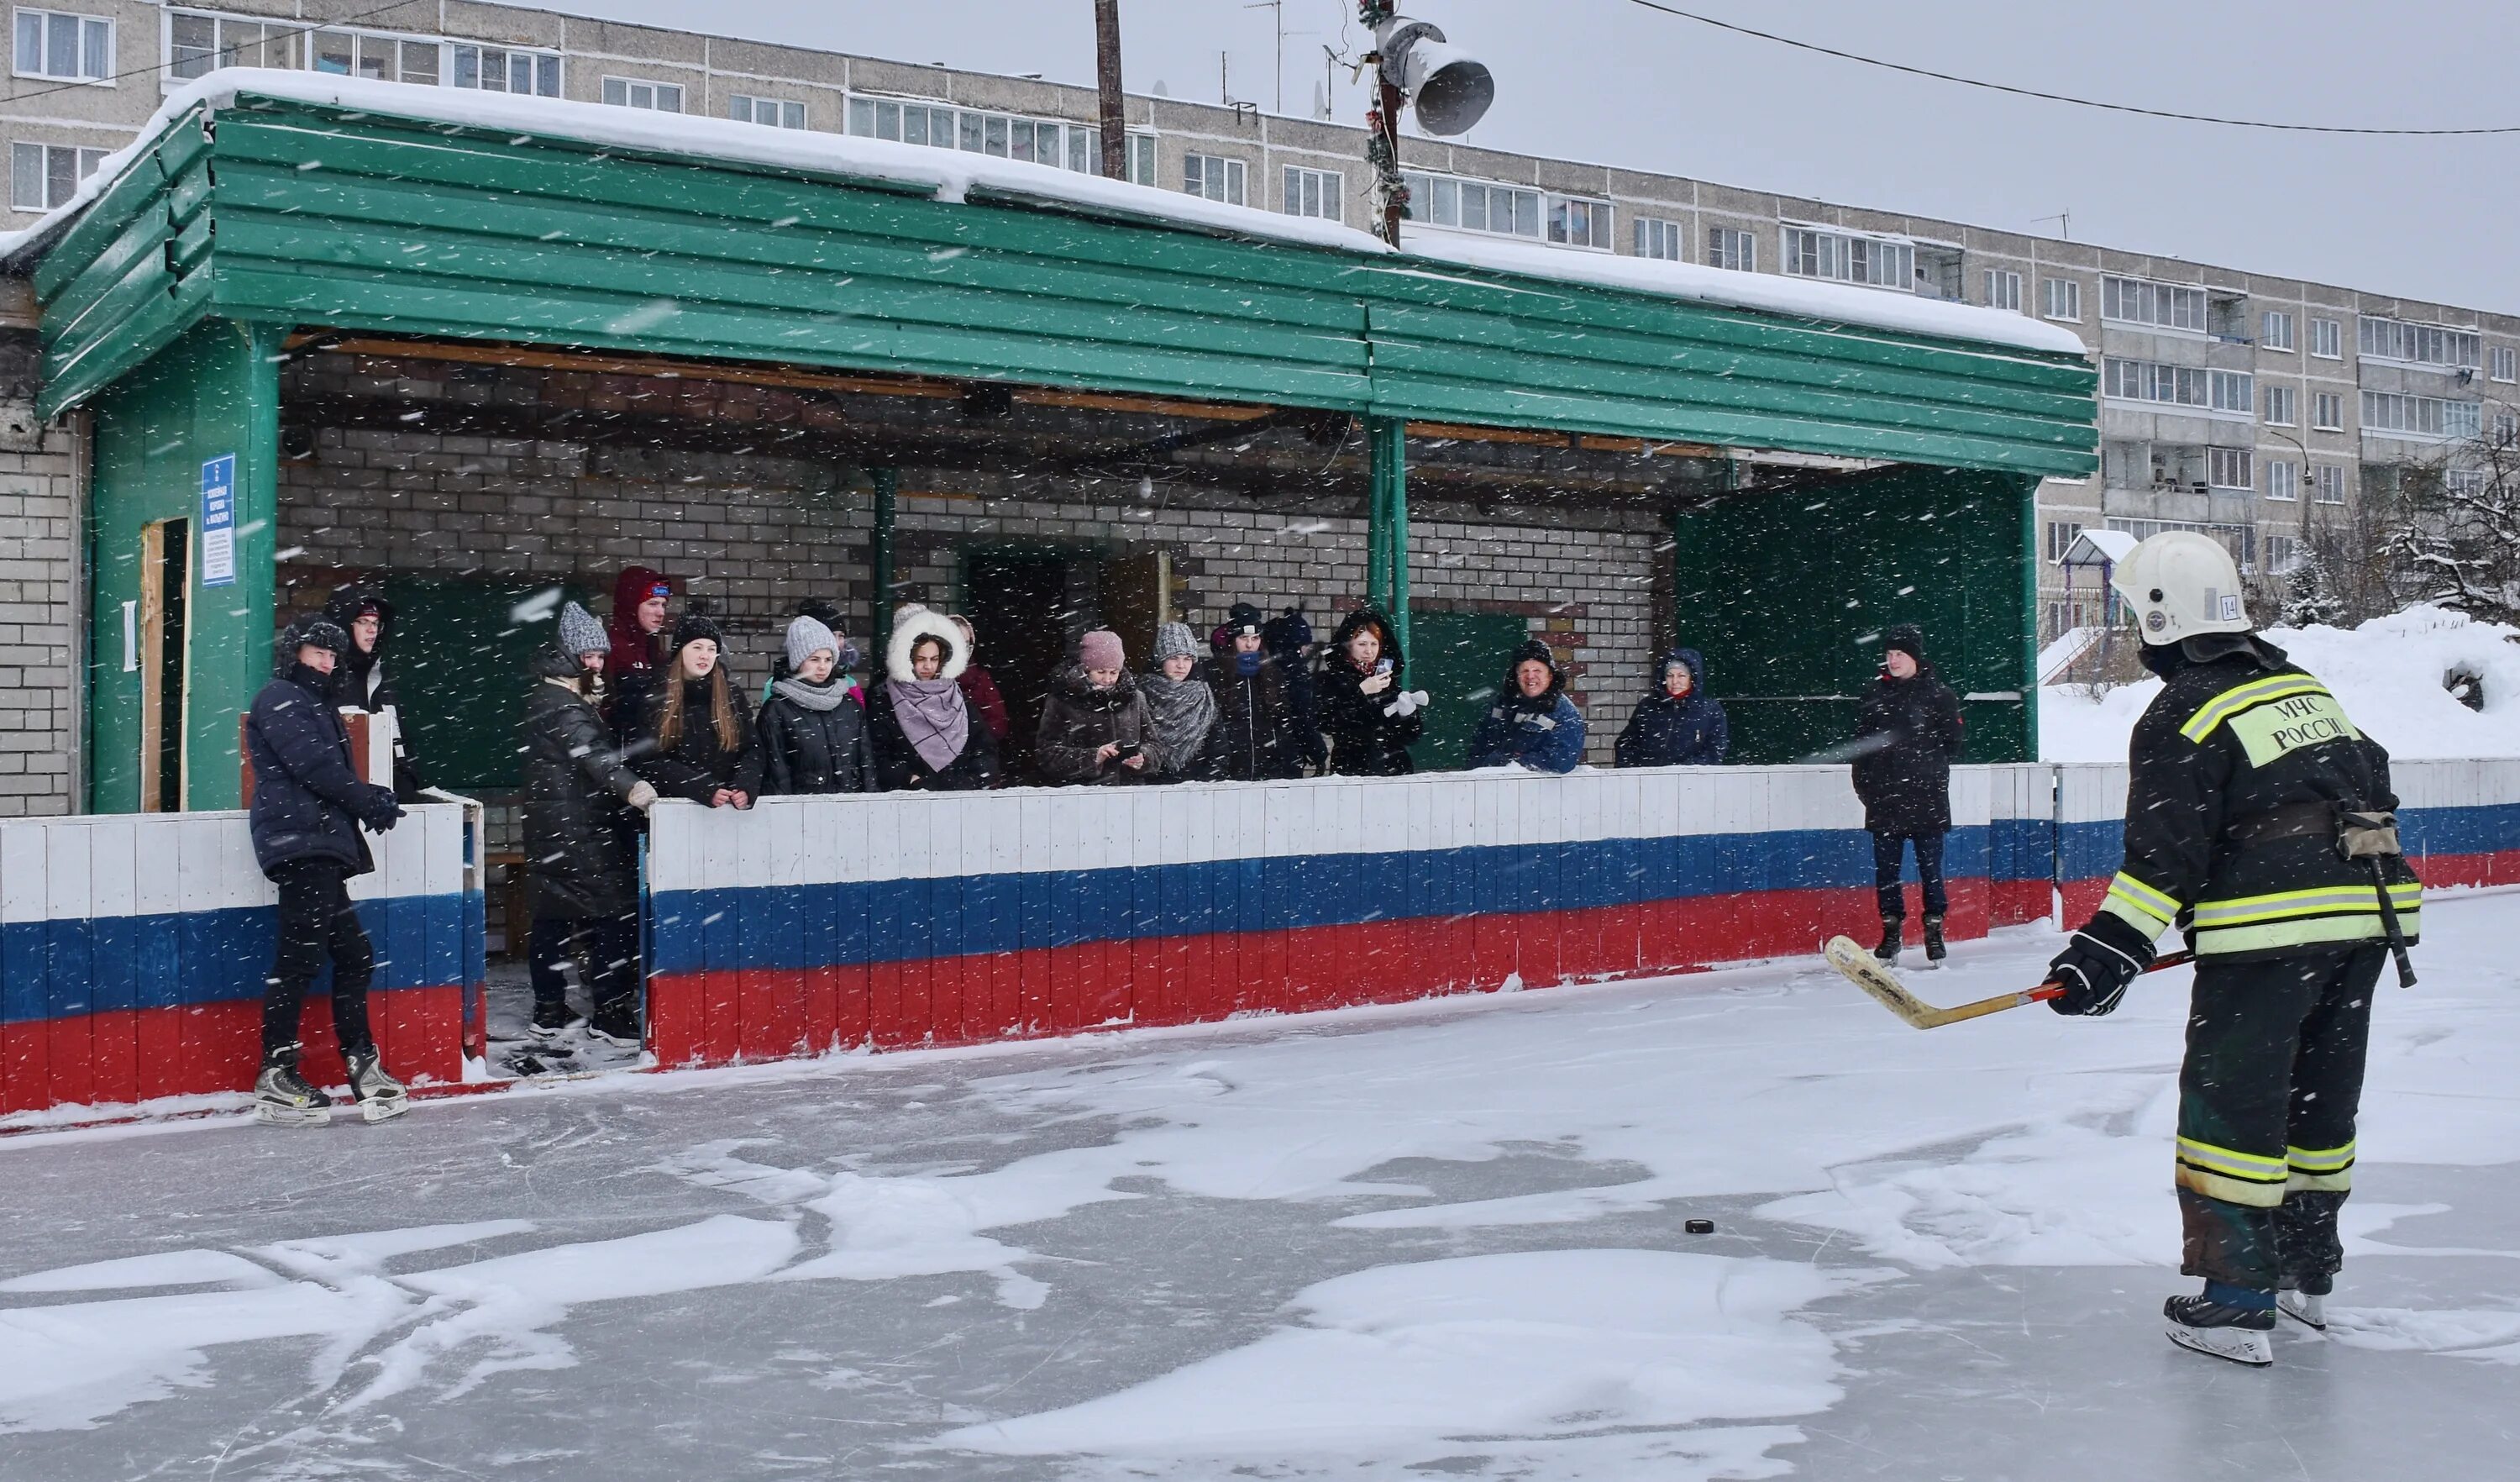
top-left (585, 1009), bottom-right (642, 1049)
top-left (345, 1047), bottom-right (410, 1123)
top-left (1872, 915), bottom-right (1902, 966)
top-left (1921, 913), bottom-right (1947, 967)
top-left (2277, 1280), bottom-right (2329, 1332)
top-left (253, 1051), bottom-right (332, 1128)
top-left (2166, 1290), bottom-right (2276, 1366)
top-left (528, 999), bottom-right (584, 1043)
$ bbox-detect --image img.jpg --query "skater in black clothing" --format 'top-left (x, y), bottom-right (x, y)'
top-left (320, 582), bottom-right (427, 801)
top-left (1850, 624), bottom-right (1963, 966)
top-left (244, 617), bottom-right (407, 1125)
top-left (2045, 532), bottom-right (2420, 1367)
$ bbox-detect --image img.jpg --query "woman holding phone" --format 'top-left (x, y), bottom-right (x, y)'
top-left (1318, 607), bottom-right (1425, 776)
top-left (1034, 628), bottom-right (1166, 786)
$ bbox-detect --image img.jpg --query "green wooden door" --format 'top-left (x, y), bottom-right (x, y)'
top-left (1405, 611), bottom-right (1525, 770)
top-left (380, 577), bottom-right (588, 795)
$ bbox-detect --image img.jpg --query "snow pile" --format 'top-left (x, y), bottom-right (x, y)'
top-left (2041, 604), bottom-right (2520, 761)
top-left (0, 70), bottom-right (2087, 358)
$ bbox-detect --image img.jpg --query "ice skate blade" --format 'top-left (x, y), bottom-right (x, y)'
top-left (2168, 1322), bottom-right (2273, 1366)
top-left (2277, 1292), bottom-right (2327, 1332)
top-left (358, 1095), bottom-right (410, 1124)
top-left (255, 1101), bottom-right (330, 1127)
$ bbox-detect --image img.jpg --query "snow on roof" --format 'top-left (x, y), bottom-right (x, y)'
top-left (2059, 528), bottom-right (2140, 566)
top-left (0, 69), bottom-right (2091, 360)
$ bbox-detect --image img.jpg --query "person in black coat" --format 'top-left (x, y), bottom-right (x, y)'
top-left (1850, 623), bottom-right (1966, 965)
top-left (1614, 649), bottom-right (1730, 768)
top-left (244, 616), bottom-right (406, 1122)
top-left (321, 582), bottom-right (426, 801)
top-left (1264, 606), bottom-right (1329, 775)
top-left (1317, 607), bottom-right (1425, 776)
top-left (867, 609), bottom-right (1001, 791)
top-left (520, 602), bottom-right (656, 1043)
top-left (758, 613), bottom-right (880, 796)
top-left (1208, 602), bottom-right (1313, 780)
top-left (625, 614), bottom-right (763, 808)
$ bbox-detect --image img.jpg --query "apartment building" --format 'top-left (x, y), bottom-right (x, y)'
top-left (8, 0), bottom-right (2513, 639)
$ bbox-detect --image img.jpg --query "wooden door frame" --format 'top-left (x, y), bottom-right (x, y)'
top-left (136, 517), bottom-right (193, 812)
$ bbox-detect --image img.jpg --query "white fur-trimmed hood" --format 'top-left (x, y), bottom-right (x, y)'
top-left (886, 610), bottom-right (970, 684)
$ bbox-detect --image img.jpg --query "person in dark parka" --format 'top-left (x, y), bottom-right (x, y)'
top-left (1850, 623), bottom-right (1966, 965)
top-left (1208, 602), bottom-right (1311, 780)
top-left (1468, 640), bottom-right (1587, 774)
top-left (757, 612), bottom-right (880, 796)
top-left (868, 609), bottom-right (1000, 791)
top-left (1317, 607), bottom-right (1425, 776)
top-left (244, 616), bottom-right (407, 1123)
top-left (320, 582), bottom-right (426, 801)
top-left (1615, 649), bottom-right (1730, 768)
top-left (1034, 629), bottom-right (1163, 786)
top-left (520, 602), bottom-right (656, 1043)
top-left (1264, 607), bottom-right (1329, 775)
top-left (624, 614), bottom-right (763, 807)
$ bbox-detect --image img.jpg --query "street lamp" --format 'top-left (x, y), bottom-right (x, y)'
top-left (1358, 5), bottom-right (1494, 246)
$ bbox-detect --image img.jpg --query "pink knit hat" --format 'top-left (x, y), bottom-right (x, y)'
top-left (1077, 628), bottom-right (1126, 671)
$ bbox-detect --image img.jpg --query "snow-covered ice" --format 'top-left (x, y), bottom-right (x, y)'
top-left (3, 894), bottom-right (2517, 1479)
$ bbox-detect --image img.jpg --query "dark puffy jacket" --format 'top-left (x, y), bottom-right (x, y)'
top-left (1263, 608), bottom-right (1328, 771)
top-left (626, 675), bottom-right (764, 803)
top-left (247, 662), bottom-right (396, 877)
top-left (1851, 665), bottom-right (1965, 836)
top-left (1614, 649), bottom-right (1730, 768)
top-left (1209, 652), bottom-right (1310, 780)
top-left (1469, 644), bottom-right (1588, 774)
top-left (321, 583), bottom-right (425, 801)
top-left (520, 647), bottom-right (643, 919)
top-left (867, 684), bottom-right (1000, 791)
top-left (1034, 665), bottom-right (1163, 786)
top-left (757, 680), bottom-right (881, 796)
top-left (1317, 610), bottom-right (1422, 777)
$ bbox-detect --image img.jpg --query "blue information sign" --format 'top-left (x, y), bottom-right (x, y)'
top-left (199, 454), bottom-right (236, 588)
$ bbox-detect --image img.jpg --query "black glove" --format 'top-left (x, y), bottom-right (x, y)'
top-left (2045, 915), bottom-right (2155, 1017)
top-left (354, 783), bottom-right (405, 833)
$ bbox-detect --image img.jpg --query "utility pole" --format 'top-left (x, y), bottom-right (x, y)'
top-left (1095, 0), bottom-right (1126, 180)
top-left (1246, 0), bottom-right (1284, 114)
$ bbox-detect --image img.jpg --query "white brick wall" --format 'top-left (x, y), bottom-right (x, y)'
top-left (0, 402), bottom-right (82, 816)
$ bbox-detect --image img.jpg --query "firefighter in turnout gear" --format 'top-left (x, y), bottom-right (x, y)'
top-left (2045, 532), bottom-right (2420, 1368)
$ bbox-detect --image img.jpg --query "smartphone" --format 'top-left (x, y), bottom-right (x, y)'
top-left (1113, 743), bottom-right (1142, 761)
top-left (1374, 659), bottom-right (1394, 675)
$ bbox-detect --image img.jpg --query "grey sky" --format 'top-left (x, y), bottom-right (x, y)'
top-left (564, 0), bottom-right (2520, 313)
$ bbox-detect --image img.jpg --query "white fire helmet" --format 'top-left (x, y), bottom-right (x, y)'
top-left (2110, 531), bottom-right (2251, 646)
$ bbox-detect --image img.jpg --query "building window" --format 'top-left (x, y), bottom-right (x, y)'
top-left (2313, 392), bottom-right (2345, 431)
top-left (1184, 152), bottom-right (1247, 205)
top-left (601, 76), bottom-right (682, 112)
top-left (2041, 277), bottom-right (2083, 323)
top-left (2357, 315), bottom-right (2481, 370)
top-left (729, 94), bottom-right (806, 129)
top-left (1706, 225), bottom-right (1755, 272)
top-left (13, 8), bottom-right (108, 81)
top-left (8, 139), bottom-right (105, 210)
top-left (2265, 385), bottom-right (2297, 427)
top-left (310, 28), bottom-right (438, 86)
top-left (1546, 194), bottom-right (1609, 249)
top-left (2311, 464), bottom-right (2346, 504)
top-left (2497, 413), bottom-right (2519, 445)
top-left (1399, 171), bottom-right (1544, 239)
top-left (2360, 390), bottom-right (2481, 440)
top-left (2265, 533), bottom-right (2302, 575)
top-left (2045, 519), bottom-right (2085, 562)
top-left (1126, 132), bottom-right (1157, 186)
top-left (2493, 346), bottom-right (2517, 383)
top-left (2448, 469), bottom-right (2491, 498)
top-left (2103, 358), bottom-right (2211, 409)
top-left (2265, 459), bottom-right (2298, 502)
top-left (1280, 164), bottom-right (1341, 222)
top-left (2310, 317), bottom-right (2342, 359)
top-left (2208, 447), bottom-right (2254, 489)
top-left (167, 11), bottom-right (300, 77)
top-left (1984, 269), bottom-right (2023, 313)
top-left (846, 97), bottom-right (1101, 174)
top-left (1635, 215), bottom-right (1683, 260)
top-left (2261, 310), bottom-right (2295, 351)
top-left (2210, 370), bottom-right (2255, 415)
top-left (450, 44), bottom-right (559, 96)
top-left (1781, 224), bottom-right (1914, 290)
top-left (2102, 276), bottom-right (2209, 332)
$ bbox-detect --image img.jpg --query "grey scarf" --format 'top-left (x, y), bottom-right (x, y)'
top-left (772, 675), bottom-right (848, 712)
top-left (888, 676), bottom-right (969, 773)
top-left (1141, 670), bottom-right (1217, 769)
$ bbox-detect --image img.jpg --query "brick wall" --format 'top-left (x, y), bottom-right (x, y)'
top-left (0, 372), bottom-right (82, 816)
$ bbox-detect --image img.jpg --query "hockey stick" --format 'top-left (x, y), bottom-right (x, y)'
top-left (1821, 935), bottom-right (2194, 1030)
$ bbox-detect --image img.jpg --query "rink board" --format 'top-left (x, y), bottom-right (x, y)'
top-left (0, 807), bottom-right (480, 1116)
top-left (642, 768), bottom-right (2002, 1064)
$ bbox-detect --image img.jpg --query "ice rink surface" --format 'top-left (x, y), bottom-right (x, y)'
top-left (3, 896), bottom-right (2516, 1480)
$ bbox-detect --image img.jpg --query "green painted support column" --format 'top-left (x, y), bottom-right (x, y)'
top-left (2019, 473), bottom-right (2043, 758)
top-left (870, 465), bottom-right (899, 663)
top-left (1367, 416), bottom-right (1411, 655)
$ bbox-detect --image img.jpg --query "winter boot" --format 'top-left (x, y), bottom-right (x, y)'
top-left (1922, 914), bottom-right (1948, 966)
top-left (1872, 915), bottom-right (1903, 966)
top-left (528, 999), bottom-right (584, 1042)
top-left (586, 1006), bottom-right (642, 1050)
top-left (2277, 1275), bottom-right (2331, 1332)
top-left (2166, 1284), bottom-right (2276, 1366)
top-left (254, 1048), bottom-right (332, 1127)
top-left (344, 1047), bottom-right (409, 1123)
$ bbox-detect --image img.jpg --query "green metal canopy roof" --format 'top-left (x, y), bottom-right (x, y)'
top-left (21, 89), bottom-right (2097, 476)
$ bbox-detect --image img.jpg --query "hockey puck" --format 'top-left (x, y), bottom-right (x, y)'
top-left (1683, 1218), bottom-right (1715, 1235)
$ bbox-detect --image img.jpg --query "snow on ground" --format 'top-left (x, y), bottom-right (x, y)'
top-left (2, 895), bottom-right (2517, 1479)
top-left (2043, 603), bottom-right (2520, 761)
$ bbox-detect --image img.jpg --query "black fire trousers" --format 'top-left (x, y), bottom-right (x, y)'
top-left (1871, 830), bottom-right (1949, 919)
top-left (261, 860), bottom-right (377, 1061)
top-left (2175, 944), bottom-right (2383, 1293)
top-left (529, 912), bottom-right (642, 1019)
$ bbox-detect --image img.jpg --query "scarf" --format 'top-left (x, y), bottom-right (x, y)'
top-left (889, 676), bottom-right (969, 773)
top-left (1141, 670), bottom-right (1217, 764)
top-left (1236, 650), bottom-right (1263, 676)
top-left (773, 675), bottom-right (847, 712)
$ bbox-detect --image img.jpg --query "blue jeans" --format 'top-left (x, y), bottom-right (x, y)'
top-left (1872, 831), bottom-right (1948, 919)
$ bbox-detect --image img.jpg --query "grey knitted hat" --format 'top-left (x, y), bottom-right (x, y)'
top-left (557, 601), bottom-right (607, 658)
top-left (1152, 621), bottom-right (1200, 663)
top-left (785, 613), bottom-right (840, 671)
